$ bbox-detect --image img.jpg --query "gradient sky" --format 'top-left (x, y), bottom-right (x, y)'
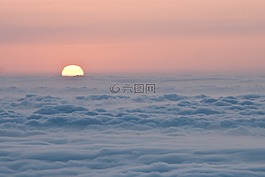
top-left (0, 0), bottom-right (265, 74)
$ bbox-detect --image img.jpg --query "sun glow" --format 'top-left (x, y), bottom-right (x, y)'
top-left (61, 65), bottom-right (85, 77)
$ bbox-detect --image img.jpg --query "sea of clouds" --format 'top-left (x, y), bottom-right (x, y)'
top-left (1, 74), bottom-right (265, 177)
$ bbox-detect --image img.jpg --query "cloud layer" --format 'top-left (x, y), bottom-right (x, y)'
top-left (1, 75), bottom-right (265, 176)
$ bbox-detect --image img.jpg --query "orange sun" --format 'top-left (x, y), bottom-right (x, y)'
top-left (61, 65), bottom-right (85, 77)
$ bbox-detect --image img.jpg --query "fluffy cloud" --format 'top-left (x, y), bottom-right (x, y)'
top-left (1, 76), bottom-right (265, 176)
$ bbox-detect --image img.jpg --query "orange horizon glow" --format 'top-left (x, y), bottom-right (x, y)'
top-left (0, 0), bottom-right (265, 74)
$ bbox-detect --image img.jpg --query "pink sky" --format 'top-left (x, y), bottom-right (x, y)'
top-left (0, 0), bottom-right (265, 74)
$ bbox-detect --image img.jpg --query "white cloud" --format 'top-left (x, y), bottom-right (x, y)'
top-left (1, 75), bottom-right (265, 176)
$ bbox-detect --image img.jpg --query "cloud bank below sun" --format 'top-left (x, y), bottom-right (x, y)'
top-left (1, 75), bottom-right (265, 176)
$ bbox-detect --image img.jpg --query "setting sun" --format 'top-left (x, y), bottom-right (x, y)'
top-left (61, 65), bottom-right (84, 77)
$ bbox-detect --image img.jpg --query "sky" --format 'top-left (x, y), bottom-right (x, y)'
top-left (0, 0), bottom-right (265, 75)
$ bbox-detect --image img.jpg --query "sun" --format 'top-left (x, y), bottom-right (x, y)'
top-left (61, 65), bottom-right (85, 77)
